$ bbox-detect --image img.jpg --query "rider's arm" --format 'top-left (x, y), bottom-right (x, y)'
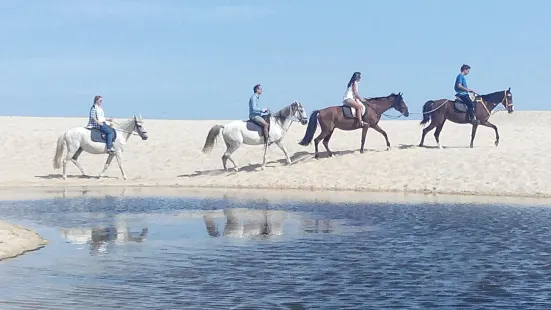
top-left (456, 75), bottom-right (475, 93)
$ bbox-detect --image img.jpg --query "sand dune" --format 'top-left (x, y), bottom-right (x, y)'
top-left (0, 112), bottom-right (548, 198)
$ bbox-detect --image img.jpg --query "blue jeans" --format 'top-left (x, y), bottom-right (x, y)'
top-left (99, 123), bottom-right (114, 149)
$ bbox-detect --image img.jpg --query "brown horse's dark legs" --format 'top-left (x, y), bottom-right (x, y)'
top-left (481, 121), bottom-right (500, 146)
top-left (313, 131), bottom-right (328, 159)
top-left (360, 126), bottom-right (369, 153)
top-left (469, 124), bottom-right (479, 148)
top-left (371, 124), bottom-right (391, 150)
top-left (419, 122), bottom-right (437, 147)
top-left (322, 130), bottom-right (335, 157)
top-left (434, 120), bottom-right (446, 149)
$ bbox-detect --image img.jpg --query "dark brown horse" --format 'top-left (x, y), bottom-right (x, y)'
top-left (299, 93), bottom-right (410, 158)
top-left (419, 88), bottom-right (514, 149)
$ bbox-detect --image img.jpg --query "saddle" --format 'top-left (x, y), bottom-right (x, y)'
top-left (342, 103), bottom-right (367, 119)
top-left (246, 114), bottom-right (271, 141)
top-left (453, 95), bottom-right (478, 113)
top-left (86, 128), bottom-right (117, 143)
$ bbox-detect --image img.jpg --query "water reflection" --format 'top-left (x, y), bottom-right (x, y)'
top-left (60, 219), bottom-right (148, 255)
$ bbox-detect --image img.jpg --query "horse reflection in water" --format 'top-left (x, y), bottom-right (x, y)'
top-left (60, 219), bottom-right (148, 255)
top-left (203, 208), bottom-right (334, 238)
top-left (204, 208), bottom-right (287, 238)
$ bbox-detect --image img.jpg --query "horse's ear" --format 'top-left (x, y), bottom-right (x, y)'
top-left (508, 87), bottom-right (511, 92)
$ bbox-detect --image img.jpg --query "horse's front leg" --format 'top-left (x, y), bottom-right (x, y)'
top-left (114, 152), bottom-right (128, 180)
top-left (275, 141), bottom-right (292, 165)
top-left (371, 124), bottom-right (391, 150)
top-left (481, 120), bottom-right (500, 147)
top-left (470, 123), bottom-right (479, 148)
top-left (261, 142), bottom-right (268, 171)
top-left (98, 154), bottom-right (115, 178)
top-left (360, 126), bottom-right (369, 153)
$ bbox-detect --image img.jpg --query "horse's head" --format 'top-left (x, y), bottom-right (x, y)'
top-left (503, 87), bottom-right (514, 114)
top-left (290, 101), bottom-right (308, 125)
top-left (133, 115), bottom-right (149, 140)
top-left (392, 92), bottom-right (409, 117)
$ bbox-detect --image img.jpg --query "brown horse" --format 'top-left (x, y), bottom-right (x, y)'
top-left (299, 93), bottom-right (410, 158)
top-left (419, 88), bottom-right (514, 149)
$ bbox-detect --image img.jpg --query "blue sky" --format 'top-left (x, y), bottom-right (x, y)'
top-left (1, 0), bottom-right (549, 120)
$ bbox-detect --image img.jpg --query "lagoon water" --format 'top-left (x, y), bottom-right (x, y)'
top-left (1, 194), bottom-right (551, 309)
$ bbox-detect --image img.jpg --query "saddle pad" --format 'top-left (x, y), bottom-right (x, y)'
top-left (453, 101), bottom-right (468, 113)
top-left (88, 128), bottom-right (117, 143)
top-left (342, 105), bottom-right (366, 119)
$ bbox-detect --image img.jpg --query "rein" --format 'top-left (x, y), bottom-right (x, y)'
top-left (111, 120), bottom-right (140, 136)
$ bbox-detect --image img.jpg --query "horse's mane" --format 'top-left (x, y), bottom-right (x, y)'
top-left (274, 104), bottom-right (293, 123)
top-left (367, 93), bottom-right (399, 101)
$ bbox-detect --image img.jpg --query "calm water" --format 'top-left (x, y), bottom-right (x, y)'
top-left (1, 195), bottom-right (551, 309)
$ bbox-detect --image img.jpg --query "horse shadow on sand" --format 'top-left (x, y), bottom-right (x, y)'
top-left (35, 174), bottom-right (118, 180)
top-left (179, 147), bottom-right (388, 178)
top-left (398, 144), bottom-right (470, 150)
top-left (179, 150), bottom-right (316, 178)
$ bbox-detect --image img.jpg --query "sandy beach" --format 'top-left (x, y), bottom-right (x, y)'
top-left (1, 112), bottom-right (549, 260)
top-left (0, 220), bottom-right (47, 261)
top-left (0, 112), bottom-right (549, 197)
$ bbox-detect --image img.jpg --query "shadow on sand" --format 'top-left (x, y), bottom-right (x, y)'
top-left (35, 174), bottom-right (118, 180)
top-left (178, 151), bottom-right (314, 178)
top-left (399, 144), bottom-right (470, 150)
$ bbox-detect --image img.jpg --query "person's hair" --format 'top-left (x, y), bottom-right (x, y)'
top-left (253, 84), bottom-right (261, 93)
top-left (460, 64), bottom-right (471, 72)
top-left (347, 72), bottom-right (361, 88)
top-left (93, 95), bottom-right (102, 105)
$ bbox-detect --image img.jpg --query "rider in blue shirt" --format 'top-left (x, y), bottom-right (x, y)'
top-left (248, 84), bottom-right (270, 144)
top-left (455, 64), bottom-right (478, 123)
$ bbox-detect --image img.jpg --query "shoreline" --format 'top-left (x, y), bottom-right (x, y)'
top-left (2, 185), bottom-right (551, 206)
top-left (0, 220), bottom-right (48, 262)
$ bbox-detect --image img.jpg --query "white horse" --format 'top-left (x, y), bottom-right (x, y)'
top-left (53, 115), bottom-right (148, 180)
top-left (202, 101), bottom-right (308, 171)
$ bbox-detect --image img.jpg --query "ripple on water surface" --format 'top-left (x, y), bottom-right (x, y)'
top-left (1, 196), bottom-right (551, 309)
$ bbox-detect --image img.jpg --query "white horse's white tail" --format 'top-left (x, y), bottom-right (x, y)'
top-left (53, 134), bottom-right (66, 169)
top-left (202, 125), bottom-right (224, 154)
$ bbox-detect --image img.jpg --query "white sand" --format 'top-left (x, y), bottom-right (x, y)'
top-left (0, 112), bottom-right (548, 197)
top-left (1, 112), bottom-right (549, 259)
top-left (0, 220), bottom-right (47, 261)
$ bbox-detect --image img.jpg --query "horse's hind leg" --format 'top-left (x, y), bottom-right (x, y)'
top-left (98, 154), bottom-right (115, 178)
top-left (434, 120), bottom-right (446, 149)
top-left (222, 142), bottom-right (240, 172)
top-left (63, 144), bottom-right (80, 179)
top-left (313, 130), bottom-right (329, 159)
top-left (70, 148), bottom-right (87, 176)
top-left (419, 121), bottom-right (437, 147)
top-left (322, 129), bottom-right (335, 157)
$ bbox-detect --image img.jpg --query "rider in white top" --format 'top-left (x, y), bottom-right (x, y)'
top-left (343, 72), bottom-right (368, 127)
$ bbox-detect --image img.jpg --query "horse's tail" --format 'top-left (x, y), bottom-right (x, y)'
top-left (298, 110), bottom-right (320, 146)
top-left (53, 133), bottom-right (66, 169)
top-left (202, 125), bottom-right (224, 154)
top-left (420, 101), bottom-right (433, 126)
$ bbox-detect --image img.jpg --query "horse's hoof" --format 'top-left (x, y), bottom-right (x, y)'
top-left (314, 154), bottom-right (319, 159)
top-left (495, 141), bottom-right (499, 147)
top-left (360, 150), bottom-right (364, 154)
top-left (234, 168), bottom-right (239, 172)
top-left (328, 153), bottom-right (333, 158)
